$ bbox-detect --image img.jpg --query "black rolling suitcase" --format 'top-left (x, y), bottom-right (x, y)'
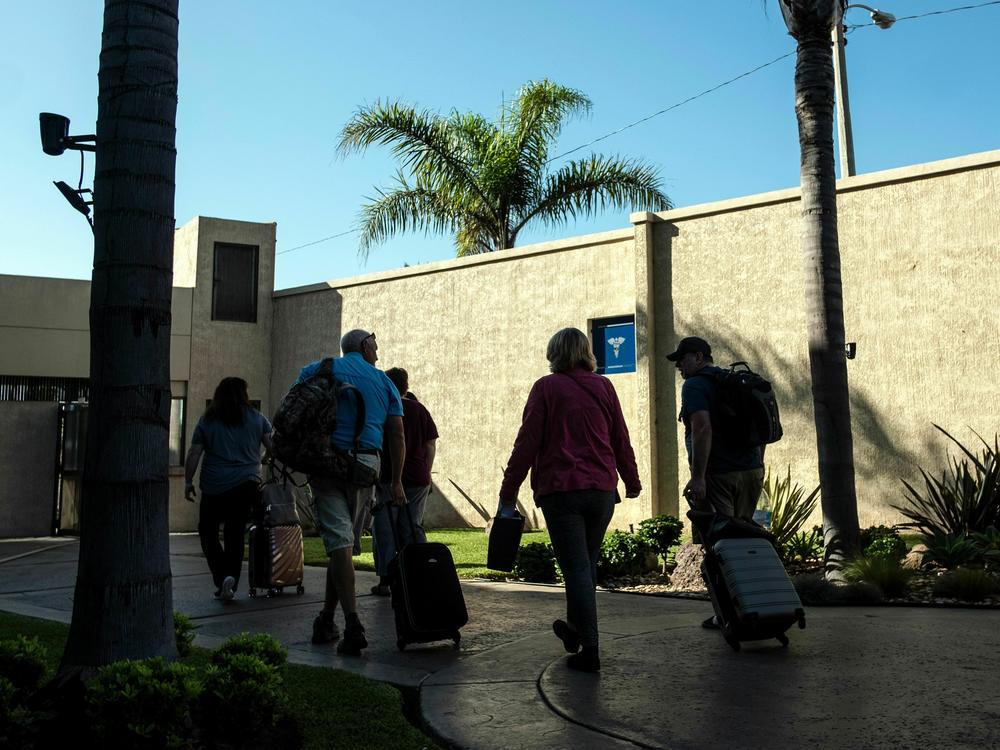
top-left (387, 505), bottom-right (468, 651)
top-left (248, 469), bottom-right (306, 599)
top-left (689, 510), bottom-right (805, 651)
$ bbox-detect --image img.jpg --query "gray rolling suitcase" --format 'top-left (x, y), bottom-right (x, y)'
top-left (706, 536), bottom-right (806, 651)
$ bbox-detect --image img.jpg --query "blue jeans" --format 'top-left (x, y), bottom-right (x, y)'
top-left (538, 489), bottom-right (615, 648)
top-left (372, 484), bottom-right (430, 577)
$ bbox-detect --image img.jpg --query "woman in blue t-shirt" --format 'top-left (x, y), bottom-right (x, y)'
top-left (184, 377), bottom-right (272, 602)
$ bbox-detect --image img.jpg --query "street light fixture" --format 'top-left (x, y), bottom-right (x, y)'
top-left (833, 5), bottom-right (896, 177)
top-left (38, 112), bottom-right (96, 230)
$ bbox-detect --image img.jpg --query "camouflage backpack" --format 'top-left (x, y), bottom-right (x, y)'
top-left (270, 358), bottom-right (378, 486)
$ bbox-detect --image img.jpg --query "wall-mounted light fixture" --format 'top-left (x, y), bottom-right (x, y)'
top-left (39, 113), bottom-right (95, 155)
top-left (39, 112), bottom-right (95, 231)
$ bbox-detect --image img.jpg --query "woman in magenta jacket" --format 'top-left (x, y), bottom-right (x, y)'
top-left (499, 327), bottom-right (641, 672)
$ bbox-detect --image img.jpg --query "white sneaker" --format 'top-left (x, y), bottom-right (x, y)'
top-left (221, 576), bottom-right (236, 602)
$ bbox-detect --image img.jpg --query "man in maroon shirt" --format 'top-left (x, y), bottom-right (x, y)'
top-left (371, 367), bottom-right (440, 595)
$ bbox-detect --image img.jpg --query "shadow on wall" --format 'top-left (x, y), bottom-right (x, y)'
top-left (422, 476), bottom-right (545, 530)
top-left (673, 316), bottom-right (924, 486)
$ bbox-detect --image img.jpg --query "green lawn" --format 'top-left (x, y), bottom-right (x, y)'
top-left (0, 611), bottom-right (438, 750)
top-left (302, 527), bottom-right (552, 580)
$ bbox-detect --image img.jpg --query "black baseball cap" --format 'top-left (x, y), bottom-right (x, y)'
top-left (665, 336), bottom-right (712, 361)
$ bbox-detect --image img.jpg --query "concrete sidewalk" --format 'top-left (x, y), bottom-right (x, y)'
top-left (1, 535), bottom-right (998, 749)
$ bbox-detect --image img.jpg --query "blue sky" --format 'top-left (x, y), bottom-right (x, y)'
top-left (2, 1), bottom-right (998, 290)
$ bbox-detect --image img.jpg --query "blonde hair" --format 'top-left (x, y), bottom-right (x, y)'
top-left (546, 327), bottom-right (597, 373)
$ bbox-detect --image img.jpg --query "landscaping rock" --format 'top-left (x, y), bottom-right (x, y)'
top-left (666, 543), bottom-right (706, 592)
top-left (903, 543), bottom-right (928, 570)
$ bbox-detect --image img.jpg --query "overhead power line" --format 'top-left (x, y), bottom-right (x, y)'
top-left (846, 0), bottom-right (1000, 29)
top-left (546, 51), bottom-right (794, 164)
top-left (277, 228), bottom-right (357, 256)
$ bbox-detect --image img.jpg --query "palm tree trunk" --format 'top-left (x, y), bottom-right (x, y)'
top-left (61, 0), bottom-right (179, 671)
top-left (792, 20), bottom-right (861, 576)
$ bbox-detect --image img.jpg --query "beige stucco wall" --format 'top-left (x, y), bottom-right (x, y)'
top-left (272, 229), bottom-right (655, 530)
top-left (0, 274), bottom-right (194, 381)
top-left (171, 216), bottom-right (276, 530)
top-left (643, 150), bottom-right (1000, 527)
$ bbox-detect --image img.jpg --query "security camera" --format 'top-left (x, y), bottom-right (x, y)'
top-left (40, 112), bottom-right (71, 156)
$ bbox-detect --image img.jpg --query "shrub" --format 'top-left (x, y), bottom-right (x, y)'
top-left (597, 530), bottom-right (654, 582)
top-left (844, 555), bottom-right (912, 598)
top-left (636, 515), bottom-right (683, 559)
top-left (792, 572), bottom-right (883, 605)
top-left (213, 632), bottom-right (287, 670)
top-left (972, 526), bottom-right (1000, 569)
top-left (922, 532), bottom-right (982, 570)
top-left (513, 542), bottom-right (559, 583)
top-left (173, 612), bottom-right (198, 658)
top-left (860, 525), bottom-right (908, 561)
top-left (197, 652), bottom-right (287, 746)
top-left (762, 467), bottom-right (820, 550)
top-left (782, 529), bottom-right (823, 564)
top-left (0, 675), bottom-right (19, 725)
top-left (893, 426), bottom-right (1000, 539)
top-left (932, 568), bottom-right (1000, 602)
top-left (85, 657), bottom-right (200, 749)
top-left (0, 636), bottom-right (48, 699)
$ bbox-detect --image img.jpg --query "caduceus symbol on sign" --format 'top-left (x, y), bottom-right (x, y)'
top-left (607, 336), bottom-right (626, 358)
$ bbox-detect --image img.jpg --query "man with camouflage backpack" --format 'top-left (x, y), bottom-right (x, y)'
top-left (293, 329), bottom-right (405, 655)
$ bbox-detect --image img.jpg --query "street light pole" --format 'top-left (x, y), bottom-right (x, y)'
top-left (832, 22), bottom-right (856, 178)
top-left (831, 4), bottom-right (896, 179)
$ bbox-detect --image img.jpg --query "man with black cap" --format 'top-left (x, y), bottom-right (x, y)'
top-left (667, 336), bottom-right (765, 626)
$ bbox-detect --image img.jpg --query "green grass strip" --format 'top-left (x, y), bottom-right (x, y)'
top-left (302, 527), bottom-right (552, 580)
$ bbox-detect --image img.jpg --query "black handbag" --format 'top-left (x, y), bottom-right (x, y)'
top-left (487, 512), bottom-right (525, 572)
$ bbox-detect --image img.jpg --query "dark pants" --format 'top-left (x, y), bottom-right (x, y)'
top-left (538, 489), bottom-right (615, 648)
top-left (198, 480), bottom-right (257, 591)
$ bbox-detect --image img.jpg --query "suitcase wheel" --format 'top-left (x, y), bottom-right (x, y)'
top-left (397, 639), bottom-right (407, 652)
top-left (776, 633), bottom-right (789, 648)
top-left (249, 587), bottom-right (257, 599)
top-left (797, 612), bottom-right (806, 630)
top-left (296, 585), bottom-right (305, 595)
top-left (267, 587), bottom-right (280, 598)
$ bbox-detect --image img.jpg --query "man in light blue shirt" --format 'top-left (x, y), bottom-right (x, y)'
top-left (298, 329), bottom-right (405, 655)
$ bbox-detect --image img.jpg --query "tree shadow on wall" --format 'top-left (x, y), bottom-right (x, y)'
top-left (674, 316), bottom-right (926, 483)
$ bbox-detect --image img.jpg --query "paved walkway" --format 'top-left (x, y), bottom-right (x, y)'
top-left (2, 535), bottom-right (998, 749)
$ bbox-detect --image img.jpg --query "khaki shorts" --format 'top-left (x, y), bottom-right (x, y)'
top-left (689, 467), bottom-right (765, 521)
top-left (310, 454), bottom-right (379, 556)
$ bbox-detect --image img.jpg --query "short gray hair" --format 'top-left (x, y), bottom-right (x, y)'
top-left (341, 328), bottom-right (371, 354)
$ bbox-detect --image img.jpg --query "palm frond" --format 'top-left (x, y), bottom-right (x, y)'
top-left (355, 179), bottom-right (458, 261)
top-left (510, 79), bottom-right (591, 174)
top-left (454, 221), bottom-right (496, 256)
top-left (339, 101), bottom-right (494, 216)
top-left (513, 155), bottom-right (670, 236)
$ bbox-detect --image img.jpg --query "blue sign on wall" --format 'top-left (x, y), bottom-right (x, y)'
top-left (593, 317), bottom-right (636, 375)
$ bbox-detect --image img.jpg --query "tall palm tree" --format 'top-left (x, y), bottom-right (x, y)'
top-left (778, 0), bottom-right (860, 575)
top-left (61, 0), bottom-right (179, 672)
top-left (339, 79), bottom-right (671, 258)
